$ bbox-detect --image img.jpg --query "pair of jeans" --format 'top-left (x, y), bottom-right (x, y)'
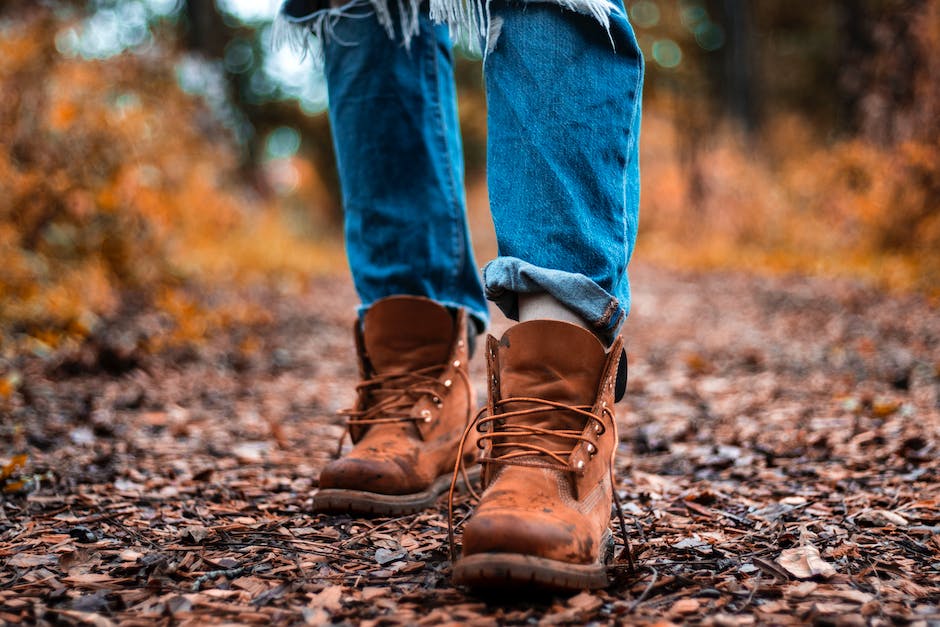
top-left (317, 0), bottom-right (643, 344)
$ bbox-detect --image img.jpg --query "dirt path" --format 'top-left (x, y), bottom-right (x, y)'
top-left (2, 264), bottom-right (938, 625)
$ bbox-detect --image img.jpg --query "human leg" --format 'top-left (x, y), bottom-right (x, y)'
top-left (304, 6), bottom-right (485, 513)
top-left (482, 0), bottom-right (643, 345)
top-left (321, 3), bottom-right (489, 331)
top-left (453, 0), bottom-right (643, 590)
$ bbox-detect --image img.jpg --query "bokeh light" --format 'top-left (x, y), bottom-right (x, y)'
top-left (629, 1), bottom-right (661, 29)
top-left (651, 39), bottom-right (682, 68)
top-left (266, 126), bottom-right (302, 160)
top-left (693, 21), bottom-right (725, 51)
top-left (52, 0), bottom-right (329, 115)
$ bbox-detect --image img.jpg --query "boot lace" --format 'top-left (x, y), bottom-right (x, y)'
top-left (447, 397), bottom-right (635, 572)
top-left (334, 364), bottom-right (472, 457)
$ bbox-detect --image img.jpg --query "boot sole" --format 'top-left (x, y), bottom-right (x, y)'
top-left (453, 530), bottom-right (613, 592)
top-left (312, 466), bottom-right (481, 516)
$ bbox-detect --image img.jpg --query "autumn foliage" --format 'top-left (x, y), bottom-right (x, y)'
top-left (0, 11), bottom-right (336, 357)
top-left (635, 0), bottom-right (940, 294)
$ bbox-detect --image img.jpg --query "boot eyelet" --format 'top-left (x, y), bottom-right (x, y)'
top-left (576, 460), bottom-right (585, 470)
top-left (458, 339), bottom-right (465, 347)
top-left (594, 423), bottom-right (602, 434)
top-left (432, 396), bottom-right (441, 404)
top-left (421, 409), bottom-right (432, 422)
top-left (587, 443), bottom-right (596, 454)
top-left (444, 379), bottom-right (452, 387)
top-left (453, 360), bottom-right (461, 368)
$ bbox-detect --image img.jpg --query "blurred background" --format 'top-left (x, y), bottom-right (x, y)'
top-left (0, 0), bottom-right (938, 359)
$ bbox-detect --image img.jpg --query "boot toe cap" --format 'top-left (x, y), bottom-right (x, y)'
top-left (461, 508), bottom-right (600, 565)
top-left (319, 455), bottom-right (423, 495)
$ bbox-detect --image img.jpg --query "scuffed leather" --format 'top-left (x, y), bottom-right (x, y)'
top-left (461, 320), bottom-right (620, 565)
top-left (318, 296), bottom-right (473, 495)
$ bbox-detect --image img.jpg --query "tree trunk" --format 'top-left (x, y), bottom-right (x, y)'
top-left (184, 0), bottom-right (230, 58)
top-left (707, 0), bottom-right (760, 133)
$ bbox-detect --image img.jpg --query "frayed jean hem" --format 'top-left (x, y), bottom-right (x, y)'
top-left (483, 257), bottom-right (626, 346)
top-left (275, 0), bottom-right (624, 58)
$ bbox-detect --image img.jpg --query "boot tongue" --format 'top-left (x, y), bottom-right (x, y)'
top-left (362, 297), bottom-right (455, 375)
top-left (496, 321), bottom-right (607, 457)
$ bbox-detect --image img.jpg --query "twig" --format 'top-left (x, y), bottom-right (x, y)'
top-left (633, 508), bottom-right (650, 542)
top-left (735, 570), bottom-right (761, 614)
top-left (192, 566), bottom-right (246, 591)
top-left (339, 515), bottom-right (411, 548)
top-left (628, 566), bottom-right (658, 613)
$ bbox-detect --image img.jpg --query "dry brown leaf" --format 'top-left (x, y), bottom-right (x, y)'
top-left (308, 585), bottom-right (343, 612)
top-left (179, 526), bottom-right (210, 543)
top-left (830, 589), bottom-right (875, 604)
top-left (776, 545), bottom-right (837, 579)
top-left (231, 576), bottom-right (269, 596)
top-left (871, 400), bottom-right (900, 417)
top-left (54, 610), bottom-right (116, 627)
top-left (567, 591), bottom-right (602, 613)
top-left (856, 509), bottom-right (909, 527)
top-left (0, 454), bottom-right (27, 481)
top-left (785, 581), bottom-right (818, 598)
top-left (8, 553), bottom-right (58, 568)
top-left (63, 573), bottom-right (115, 585)
top-left (672, 598), bottom-right (702, 614)
top-left (361, 586), bottom-right (386, 601)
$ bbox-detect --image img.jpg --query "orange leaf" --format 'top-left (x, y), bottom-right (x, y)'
top-left (0, 454), bottom-right (27, 481)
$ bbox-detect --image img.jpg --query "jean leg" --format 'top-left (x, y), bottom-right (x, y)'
top-left (323, 4), bottom-right (489, 331)
top-left (482, 1), bottom-right (643, 345)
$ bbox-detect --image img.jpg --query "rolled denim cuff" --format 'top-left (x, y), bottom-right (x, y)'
top-left (483, 257), bottom-right (626, 346)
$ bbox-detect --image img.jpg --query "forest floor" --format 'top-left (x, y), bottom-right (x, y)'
top-left (1, 263), bottom-right (939, 626)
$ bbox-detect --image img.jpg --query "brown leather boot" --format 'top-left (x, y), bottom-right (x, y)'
top-left (313, 296), bottom-right (476, 515)
top-left (452, 320), bottom-right (624, 590)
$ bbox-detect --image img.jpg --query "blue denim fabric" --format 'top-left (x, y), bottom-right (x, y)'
top-left (483, 1), bottom-right (643, 344)
top-left (319, 0), bottom-right (643, 344)
top-left (323, 5), bottom-right (490, 332)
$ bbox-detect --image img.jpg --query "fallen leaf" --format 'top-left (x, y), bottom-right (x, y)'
top-left (119, 549), bottom-right (143, 562)
top-left (231, 576), bottom-right (268, 596)
top-left (361, 587), bottom-right (386, 601)
top-left (8, 553), bottom-right (58, 568)
top-left (871, 400), bottom-right (900, 417)
top-left (166, 595), bottom-right (192, 615)
top-left (568, 591), bottom-right (602, 613)
top-left (776, 545), bottom-right (837, 579)
top-left (374, 547), bottom-right (406, 565)
top-left (0, 454), bottom-right (27, 481)
top-left (785, 581), bottom-right (818, 598)
top-left (179, 526), bottom-right (210, 543)
top-left (308, 585), bottom-right (343, 612)
top-left (751, 557), bottom-right (792, 581)
top-left (0, 372), bottom-right (20, 400)
top-left (232, 441), bottom-right (269, 463)
top-left (672, 598), bottom-right (701, 614)
top-left (63, 573), bottom-right (115, 585)
top-left (54, 610), bottom-right (116, 627)
top-left (303, 608), bottom-right (330, 625)
top-left (856, 509), bottom-right (908, 527)
top-left (672, 535), bottom-right (712, 554)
